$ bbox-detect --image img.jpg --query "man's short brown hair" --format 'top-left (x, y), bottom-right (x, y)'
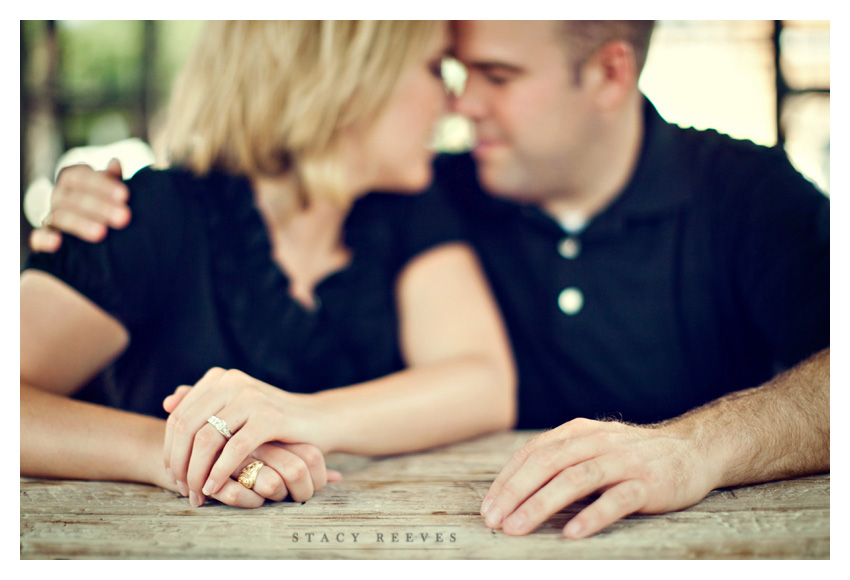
top-left (558, 20), bottom-right (655, 82)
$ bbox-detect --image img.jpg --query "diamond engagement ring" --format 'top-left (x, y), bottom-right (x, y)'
top-left (207, 415), bottom-right (232, 439)
top-left (238, 460), bottom-right (264, 490)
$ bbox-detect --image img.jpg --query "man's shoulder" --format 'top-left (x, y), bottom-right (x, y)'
top-left (651, 119), bottom-right (822, 210)
top-left (658, 122), bottom-right (829, 238)
top-left (650, 108), bottom-right (801, 190)
top-left (679, 125), bottom-right (782, 169)
top-left (643, 98), bottom-right (791, 186)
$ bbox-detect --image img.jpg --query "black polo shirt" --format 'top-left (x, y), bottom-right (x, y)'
top-left (433, 98), bottom-right (829, 429)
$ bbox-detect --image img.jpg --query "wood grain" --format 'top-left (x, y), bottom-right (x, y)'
top-left (20, 431), bottom-right (829, 559)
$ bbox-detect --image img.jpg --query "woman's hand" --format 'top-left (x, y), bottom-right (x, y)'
top-left (196, 442), bottom-right (343, 508)
top-left (162, 368), bottom-right (335, 506)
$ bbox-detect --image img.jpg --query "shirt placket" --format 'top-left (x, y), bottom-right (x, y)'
top-left (554, 213), bottom-right (588, 317)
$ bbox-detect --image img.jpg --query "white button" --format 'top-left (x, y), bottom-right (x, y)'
top-left (558, 237), bottom-right (581, 259)
top-left (558, 212), bottom-right (588, 234)
top-left (558, 287), bottom-right (584, 315)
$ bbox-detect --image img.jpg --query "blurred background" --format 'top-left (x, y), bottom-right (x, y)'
top-left (20, 20), bottom-right (830, 269)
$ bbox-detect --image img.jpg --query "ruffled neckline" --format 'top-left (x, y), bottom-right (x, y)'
top-left (199, 171), bottom-right (401, 392)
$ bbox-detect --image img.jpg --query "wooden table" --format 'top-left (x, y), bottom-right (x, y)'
top-left (20, 431), bottom-right (829, 559)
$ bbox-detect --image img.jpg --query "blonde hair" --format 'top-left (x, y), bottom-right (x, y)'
top-left (158, 20), bottom-right (443, 205)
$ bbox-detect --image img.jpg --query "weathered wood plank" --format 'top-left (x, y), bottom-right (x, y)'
top-left (20, 507), bottom-right (829, 559)
top-left (20, 431), bottom-right (830, 559)
top-left (19, 475), bottom-right (830, 518)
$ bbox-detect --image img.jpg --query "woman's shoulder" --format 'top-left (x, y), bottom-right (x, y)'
top-left (123, 165), bottom-right (205, 211)
top-left (23, 166), bottom-right (215, 330)
top-left (127, 164), bottom-right (229, 190)
top-left (122, 165), bottom-right (254, 232)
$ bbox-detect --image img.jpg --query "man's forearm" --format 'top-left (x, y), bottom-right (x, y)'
top-left (659, 347), bottom-right (829, 489)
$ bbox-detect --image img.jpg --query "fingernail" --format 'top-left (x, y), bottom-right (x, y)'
top-left (505, 513), bottom-right (525, 534)
top-left (564, 519), bottom-right (583, 538)
top-left (111, 208), bottom-right (127, 224)
top-left (189, 491), bottom-right (203, 507)
top-left (177, 481), bottom-right (188, 497)
top-left (44, 232), bottom-right (61, 252)
top-left (481, 498), bottom-right (493, 517)
top-left (87, 223), bottom-right (106, 239)
top-left (202, 478), bottom-right (216, 496)
top-left (485, 506), bottom-right (503, 528)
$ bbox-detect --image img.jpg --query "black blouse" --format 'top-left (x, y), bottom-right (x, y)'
top-left (27, 167), bottom-right (464, 418)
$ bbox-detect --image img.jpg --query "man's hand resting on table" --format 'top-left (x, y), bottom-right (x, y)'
top-left (481, 348), bottom-right (829, 539)
top-left (480, 418), bottom-right (716, 539)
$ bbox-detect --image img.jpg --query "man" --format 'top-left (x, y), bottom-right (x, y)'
top-left (438, 20), bottom-right (828, 539)
top-left (30, 20), bottom-right (829, 540)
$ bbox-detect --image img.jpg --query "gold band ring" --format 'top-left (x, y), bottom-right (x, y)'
top-left (238, 460), bottom-right (264, 490)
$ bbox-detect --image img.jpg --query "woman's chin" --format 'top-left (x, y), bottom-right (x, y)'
top-left (374, 168), bottom-right (434, 195)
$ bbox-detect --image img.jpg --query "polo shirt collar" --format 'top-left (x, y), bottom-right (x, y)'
top-left (526, 96), bottom-right (694, 239)
top-left (609, 96), bottom-right (694, 218)
top-left (546, 96), bottom-right (693, 239)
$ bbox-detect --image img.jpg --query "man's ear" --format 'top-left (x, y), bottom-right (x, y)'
top-left (581, 40), bottom-right (638, 111)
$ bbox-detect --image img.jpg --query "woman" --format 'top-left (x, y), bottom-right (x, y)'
top-left (21, 21), bottom-right (515, 509)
